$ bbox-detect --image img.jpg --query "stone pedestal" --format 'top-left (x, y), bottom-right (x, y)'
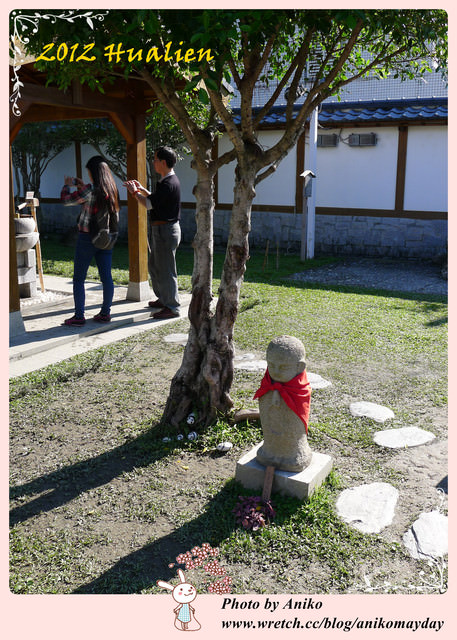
top-left (17, 248), bottom-right (37, 298)
top-left (127, 280), bottom-right (150, 301)
top-left (236, 442), bottom-right (333, 500)
top-left (9, 310), bottom-right (26, 338)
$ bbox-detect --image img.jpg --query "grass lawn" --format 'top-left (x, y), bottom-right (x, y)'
top-left (9, 235), bottom-right (447, 594)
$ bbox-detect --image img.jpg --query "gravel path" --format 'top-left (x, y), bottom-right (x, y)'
top-left (290, 257), bottom-right (447, 295)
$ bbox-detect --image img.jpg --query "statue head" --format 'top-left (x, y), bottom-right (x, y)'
top-left (266, 335), bottom-right (306, 383)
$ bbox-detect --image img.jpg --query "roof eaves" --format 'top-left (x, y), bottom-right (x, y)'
top-left (227, 97), bottom-right (447, 129)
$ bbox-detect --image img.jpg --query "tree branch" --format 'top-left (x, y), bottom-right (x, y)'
top-left (253, 27), bottom-right (315, 128)
top-left (139, 68), bottom-right (213, 169)
top-left (203, 77), bottom-right (245, 157)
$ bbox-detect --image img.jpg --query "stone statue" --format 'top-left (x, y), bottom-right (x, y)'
top-left (253, 335), bottom-right (312, 472)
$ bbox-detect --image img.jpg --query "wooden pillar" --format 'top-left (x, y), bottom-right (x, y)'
top-left (9, 146), bottom-right (25, 336)
top-left (126, 113), bottom-right (149, 301)
top-left (395, 126), bottom-right (408, 212)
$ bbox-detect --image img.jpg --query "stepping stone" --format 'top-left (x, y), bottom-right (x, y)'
top-left (336, 482), bottom-right (399, 533)
top-left (350, 401), bottom-right (394, 423)
top-left (403, 511), bottom-right (448, 560)
top-left (373, 426), bottom-right (435, 449)
top-left (234, 354), bottom-right (267, 372)
top-left (164, 333), bottom-right (188, 345)
top-left (307, 372), bottom-right (332, 389)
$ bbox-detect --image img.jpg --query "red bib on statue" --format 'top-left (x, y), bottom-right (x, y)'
top-left (253, 369), bottom-right (311, 433)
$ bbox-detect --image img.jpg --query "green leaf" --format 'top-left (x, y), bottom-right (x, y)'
top-left (190, 32), bottom-right (203, 44)
top-left (184, 78), bottom-right (200, 92)
top-left (198, 88), bottom-right (209, 104)
top-left (204, 76), bottom-right (218, 92)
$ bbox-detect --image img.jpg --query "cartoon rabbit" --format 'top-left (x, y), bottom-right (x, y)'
top-left (157, 569), bottom-right (201, 631)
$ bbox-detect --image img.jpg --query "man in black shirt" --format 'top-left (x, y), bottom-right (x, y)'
top-left (124, 146), bottom-right (181, 319)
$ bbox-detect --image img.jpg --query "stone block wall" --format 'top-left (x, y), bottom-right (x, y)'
top-left (17, 248), bottom-right (37, 297)
top-left (314, 215), bottom-right (447, 259)
top-left (183, 208), bottom-right (447, 259)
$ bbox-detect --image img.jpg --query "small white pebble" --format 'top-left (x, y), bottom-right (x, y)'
top-left (216, 442), bottom-right (233, 453)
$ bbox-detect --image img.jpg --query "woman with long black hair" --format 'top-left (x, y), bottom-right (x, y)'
top-left (61, 155), bottom-right (120, 326)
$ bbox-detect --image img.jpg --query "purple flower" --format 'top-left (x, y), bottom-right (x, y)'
top-left (233, 496), bottom-right (276, 531)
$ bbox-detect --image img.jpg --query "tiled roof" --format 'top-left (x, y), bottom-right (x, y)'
top-left (318, 97), bottom-right (447, 124)
top-left (232, 97), bottom-right (447, 126)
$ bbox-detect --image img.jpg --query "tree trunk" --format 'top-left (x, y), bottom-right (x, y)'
top-left (162, 165), bottom-right (216, 427)
top-left (162, 162), bottom-right (257, 429)
top-left (202, 163), bottom-right (256, 421)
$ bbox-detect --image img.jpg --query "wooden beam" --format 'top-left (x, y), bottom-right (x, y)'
top-left (395, 126), bottom-right (408, 212)
top-left (71, 79), bottom-right (83, 106)
top-left (19, 81), bottom-right (149, 116)
top-left (125, 113), bottom-right (149, 300)
top-left (12, 104), bottom-right (109, 126)
top-left (10, 101), bottom-right (31, 143)
top-left (316, 206), bottom-right (447, 220)
top-left (9, 147), bottom-right (20, 313)
top-left (109, 112), bottom-right (135, 146)
top-left (262, 466), bottom-right (276, 502)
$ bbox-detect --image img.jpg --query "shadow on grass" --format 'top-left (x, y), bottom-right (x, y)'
top-left (426, 315), bottom-right (448, 327)
top-left (273, 277), bottom-right (448, 305)
top-left (70, 477), bottom-right (308, 594)
top-left (72, 478), bottom-right (243, 594)
top-left (10, 428), bottom-right (173, 527)
top-left (9, 427), bottom-right (251, 593)
top-left (10, 422), bottom-right (304, 593)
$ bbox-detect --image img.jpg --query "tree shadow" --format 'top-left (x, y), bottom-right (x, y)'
top-left (426, 315), bottom-right (448, 327)
top-left (10, 429), bottom-right (295, 594)
top-left (72, 478), bottom-right (242, 594)
top-left (253, 278), bottom-right (448, 330)
top-left (9, 428), bottom-right (171, 527)
top-left (270, 277), bottom-right (448, 304)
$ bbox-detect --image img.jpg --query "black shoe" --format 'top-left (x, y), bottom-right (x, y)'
top-left (152, 307), bottom-right (180, 319)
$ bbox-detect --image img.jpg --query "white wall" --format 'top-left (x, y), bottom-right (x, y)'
top-left (314, 127), bottom-right (399, 210)
top-left (175, 152), bottom-right (197, 202)
top-left (216, 135), bottom-right (236, 203)
top-left (40, 144), bottom-right (129, 199)
top-left (35, 123), bottom-right (447, 216)
top-left (39, 146), bottom-right (78, 197)
top-left (404, 126), bottom-right (447, 212)
top-left (217, 130), bottom-right (297, 206)
top-left (40, 143), bottom-right (198, 203)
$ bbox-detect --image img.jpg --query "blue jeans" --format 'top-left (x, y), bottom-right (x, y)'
top-left (73, 232), bottom-right (114, 317)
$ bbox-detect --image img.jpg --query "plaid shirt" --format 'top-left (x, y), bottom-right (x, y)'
top-left (61, 183), bottom-right (94, 232)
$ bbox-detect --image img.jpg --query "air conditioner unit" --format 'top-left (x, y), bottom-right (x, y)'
top-left (348, 133), bottom-right (377, 147)
top-left (317, 134), bottom-right (339, 147)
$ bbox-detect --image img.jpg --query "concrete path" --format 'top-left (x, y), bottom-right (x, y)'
top-left (9, 275), bottom-right (190, 378)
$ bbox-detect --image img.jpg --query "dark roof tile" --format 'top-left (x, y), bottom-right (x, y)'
top-left (232, 98), bottom-right (447, 126)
